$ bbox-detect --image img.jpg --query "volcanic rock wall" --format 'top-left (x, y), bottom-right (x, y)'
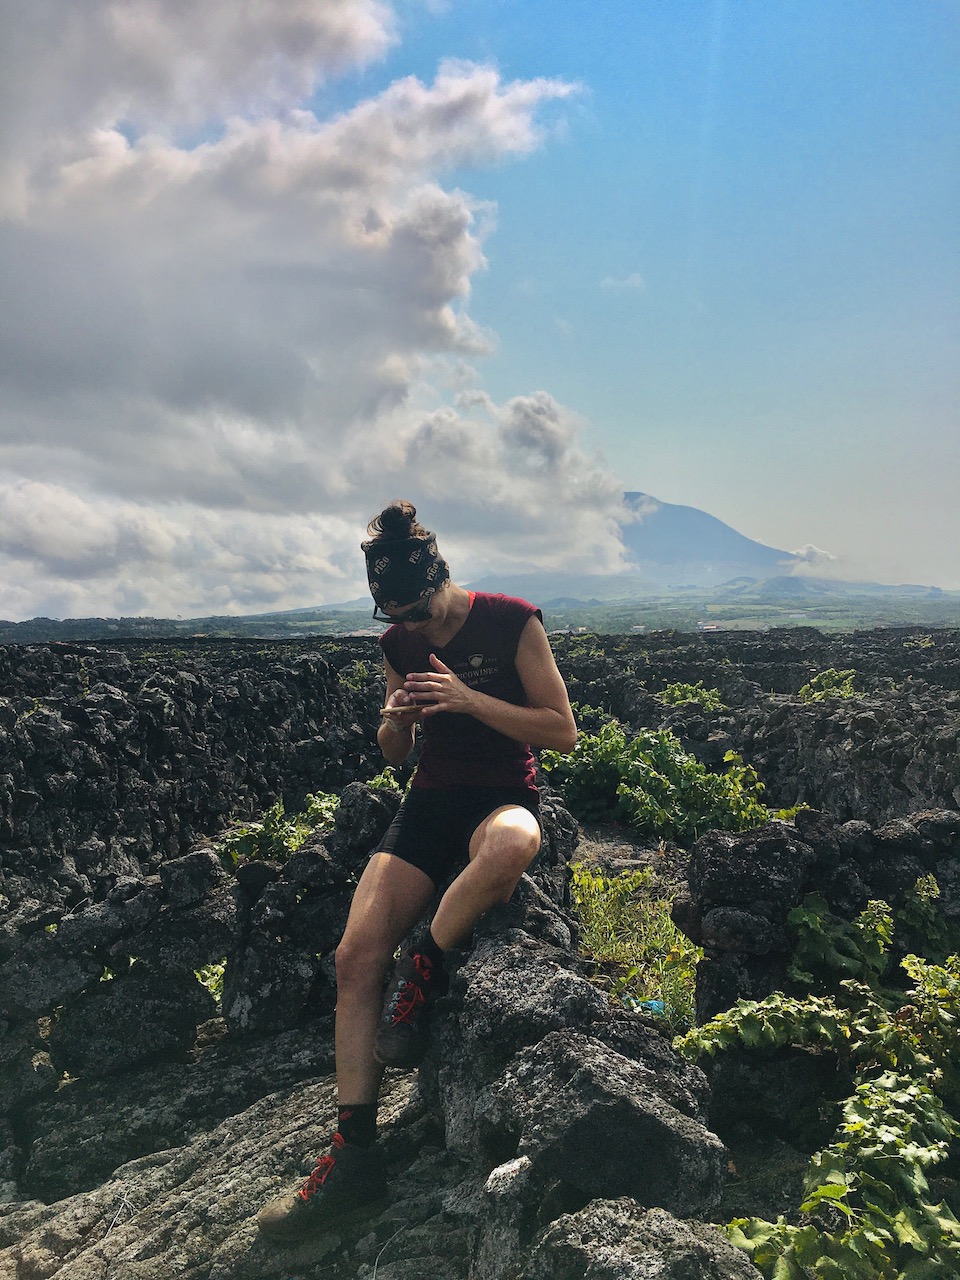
top-left (0, 782), bottom-right (758, 1280)
top-left (1, 629), bottom-right (959, 1277)
top-left (553, 627), bottom-right (960, 821)
top-left (674, 806), bottom-right (960, 1021)
top-left (0, 638), bottom-right (385, 907)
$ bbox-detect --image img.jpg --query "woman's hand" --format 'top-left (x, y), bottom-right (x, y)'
top-left (380, 687), bottom-right (423, 729)
top-left (403, 653), bottom-right (478, 717)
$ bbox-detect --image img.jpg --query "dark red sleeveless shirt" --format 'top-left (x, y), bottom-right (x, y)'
top-left (379, 592), bottom-right (541, 792)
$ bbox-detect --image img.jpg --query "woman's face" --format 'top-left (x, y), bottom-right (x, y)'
top-left (374, 589), bottom-right (436, 630)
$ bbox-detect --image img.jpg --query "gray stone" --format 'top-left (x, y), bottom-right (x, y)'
top-left (0, 1022), bottom-right (58, 1114)
top-left (22, 1019), bottom-right (337, 1202)
top-left (46, 962), bottom-right (216, 1078)
top-left (55, 880), bottom-right (163, 953)
top-left (518, 1200), bottom-right (762, 1279)
top-left (326, 781), bottom-right (402, 875)
top-left (222, 938), bottom-right (327, 1036)
top-left (687, 825), bottom-right (816, 922)
top-left (477, 1032), bottom-right (727, 1220)
top-left (160, 849), bottom-right (232, 907)
top-left (699, 908), bottom-right (785, 955)
top-left (0, 933), bottom-right (103, 1020)
top-left (129, 885), bottom-right (242, 971)
top-left (426, 935), bottom-right (611, 1153)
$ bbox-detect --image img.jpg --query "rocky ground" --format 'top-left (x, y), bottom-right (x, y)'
top-left (0, 793), bottom-right (757, 1280)
top-left (0, 628), bottom-right (958, 1277)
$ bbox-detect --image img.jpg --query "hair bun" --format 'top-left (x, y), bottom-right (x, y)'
top-left (379, 501), bottom-right (416, 537)
top-left (365, 499), bottom-right (430, 543)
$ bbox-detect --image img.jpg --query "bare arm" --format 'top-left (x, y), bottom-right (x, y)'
top-left (402, 616), bottom-right (577, 753)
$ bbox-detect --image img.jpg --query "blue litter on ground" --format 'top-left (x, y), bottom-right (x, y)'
top-left (622, 996), bottom-right (667, 1015)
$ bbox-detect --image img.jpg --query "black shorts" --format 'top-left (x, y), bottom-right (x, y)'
top-left (377, 785), bottom-right (542, 888)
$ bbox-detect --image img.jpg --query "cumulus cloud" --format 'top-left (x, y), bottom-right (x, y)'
top-left (0, 476), bottom-right (361, 618)
top-left (343, 391), bottom-right (630, 579)
top-left (0, 0), bottom-right (396, 208)
top-left (0, 3), bottom-right (625, 619)
top-left (782, 544), bottom-right (840, 577)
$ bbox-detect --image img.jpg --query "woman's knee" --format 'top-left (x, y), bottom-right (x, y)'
top-left (473, 814), bottom-right (541, 891)
top-left (335, 931), bottom-right (392, 993)
top-left (484, 810), bottom-right (540, 859)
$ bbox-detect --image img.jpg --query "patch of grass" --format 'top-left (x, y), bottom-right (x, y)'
top-left (570, 862), bottom-right (701, 1033)
top-left (195, 960), bottom-right (226, 1008)
top-left (338, 659), bottom-right (370, 691)
top-left (366, 766), bottom-right (405, 792)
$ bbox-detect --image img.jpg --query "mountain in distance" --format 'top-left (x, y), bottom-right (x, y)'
top-left (2, 492), bottom-right (948, 644)
top-left (466, 491), bottom-right (800, 600)
top-left (619, 491), bottom-right (793, 581)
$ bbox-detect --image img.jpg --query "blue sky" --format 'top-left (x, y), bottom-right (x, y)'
top-left (0, 1), bottom-right (957, 619)
top-left (331, 0), bottom-right (960, 582)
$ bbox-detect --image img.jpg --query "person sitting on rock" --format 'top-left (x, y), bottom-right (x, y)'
top-left (258, 499), bottom-right (577, 1241)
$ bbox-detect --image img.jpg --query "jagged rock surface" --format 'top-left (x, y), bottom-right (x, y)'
top-left (3, 628), bottom-right (959, 1277)
top-left (0, 639), bottom-right (384, 905)
top-left (517, 1200), bottom-right (762, 1279)
top-left (676, 806), bottom-right (960, 1020)
top-left (0, 790), bottom-right (738, 1280)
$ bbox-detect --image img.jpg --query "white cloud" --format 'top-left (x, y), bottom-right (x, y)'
top-left (0, 1), bottom-right (396, 210)
top-left (600, 272), bottom-right (646, 290)
top-left (0, 5), bottom-right (626, 619)
top-left (782, 544), bottom-right (840, 577)
top-left (341, 391), bottom-right (630, 578)
top-left (0, 476), bottom-right (361, 619)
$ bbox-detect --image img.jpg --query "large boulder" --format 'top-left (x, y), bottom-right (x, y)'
top-left (478, 1031), bottom-right (727, 1215)
top-left (518, 1200), bottom-right (761, 1280)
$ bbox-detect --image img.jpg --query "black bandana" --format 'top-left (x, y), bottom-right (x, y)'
top-left (361, 532), bottom-right (449, 610)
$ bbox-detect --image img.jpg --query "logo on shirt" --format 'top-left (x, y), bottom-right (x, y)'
top-left (468, 653), bottom-right (484, 669)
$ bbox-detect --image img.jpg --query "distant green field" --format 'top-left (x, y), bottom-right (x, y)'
top-left (2, 590), bottom-right (959, 643)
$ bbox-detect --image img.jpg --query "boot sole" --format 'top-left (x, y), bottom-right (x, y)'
top-left (258, 1190), bottom-right (388, 1243)
top-left (373, 1041), bottom-right (425, 1068)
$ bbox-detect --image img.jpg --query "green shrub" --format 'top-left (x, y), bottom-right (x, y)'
top-left (658, 680), bottom-right (727, 711)
top-left (366, 766), bottom-right (404, 793)
top-left (676, 886), bottom-right (960, 1278)
top-left (301, 791), bottom-right (341, 828)
top-left (899, 873), bottom-right (960, 965)
top-left (195, 960), bottom-right (226, 1008)
top-left (338, 659), bottom-right (370, 691)
top-left (540, 718), bottom-right (767, 842)
top-left (570, 862), bottom-right (701, 1032)
top-left (218, 792), bottom-right (340, 866)
top-left (770, 802), bottom-right (812, 823)
top-left (787, 893), bottom-right (894, 989)
top-left (569, 699), bottom-right (613, 735)
top-left (798, 668), bottom-right (859, 703)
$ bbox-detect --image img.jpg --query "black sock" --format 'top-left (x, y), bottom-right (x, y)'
top-left (419, 930), bottom-right (445, 974)
top-left (338, 1103), bottom-right (378, 1148)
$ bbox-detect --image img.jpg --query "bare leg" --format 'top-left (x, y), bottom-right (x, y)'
top-left (334, 853), bottom-right (436, 1103)
top-left (429, 806), bottom-right (541, 952)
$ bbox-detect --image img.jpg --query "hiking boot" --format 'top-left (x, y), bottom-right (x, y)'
top-left (374, 948), bottom-right (448, 1068)
top-left (257, 1133), bottom-right (386, 1242)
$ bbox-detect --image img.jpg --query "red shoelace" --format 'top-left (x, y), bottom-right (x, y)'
top-left (388, 954), bottom-right (433, 1026)
top-left (298, 1131), bottom-right (345, 1202)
